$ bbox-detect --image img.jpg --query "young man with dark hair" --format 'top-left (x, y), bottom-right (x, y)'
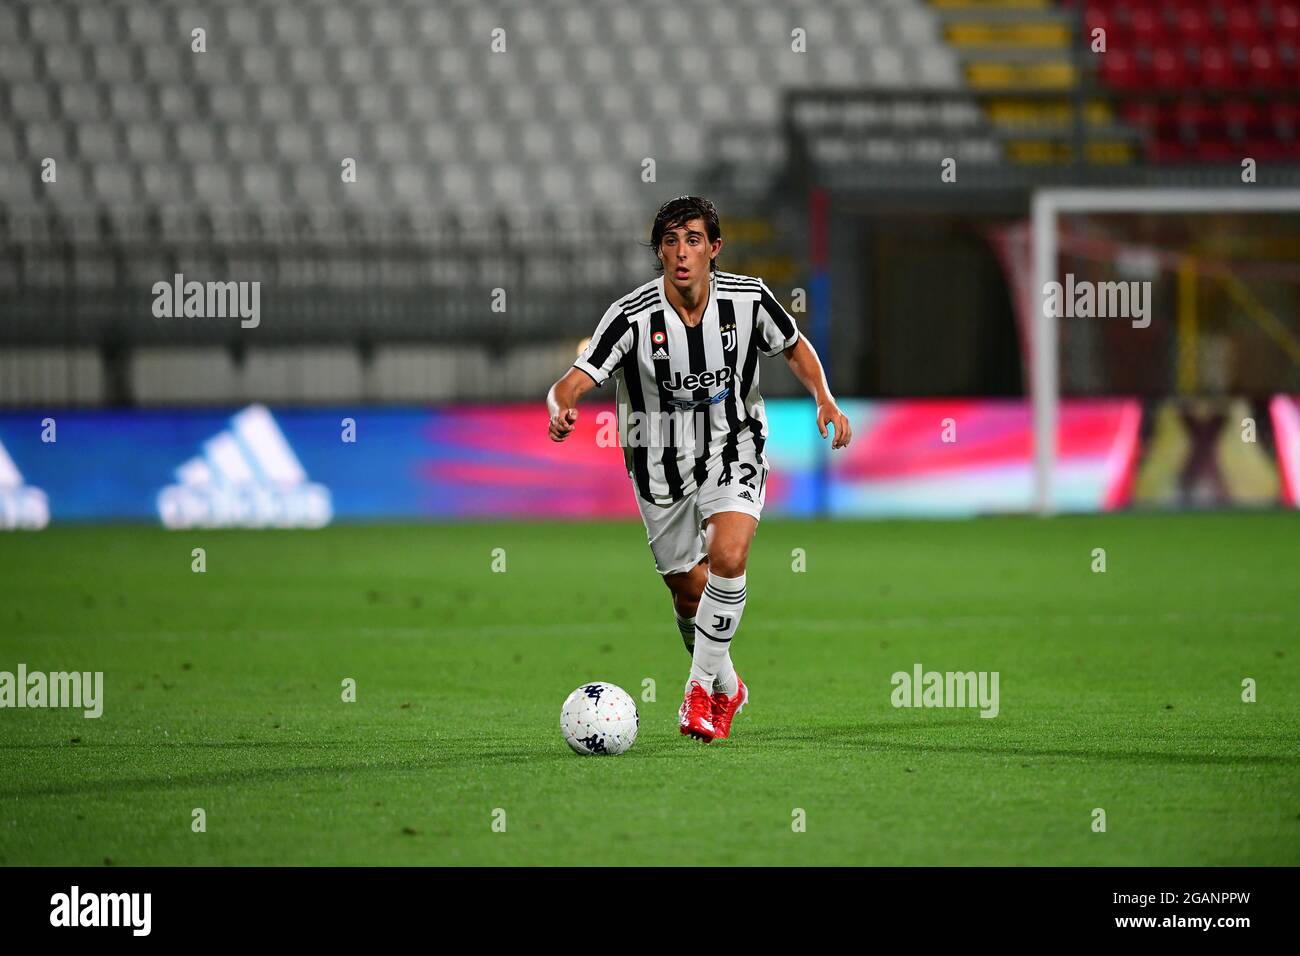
top-left (546, 196), bottom-right (852, 743)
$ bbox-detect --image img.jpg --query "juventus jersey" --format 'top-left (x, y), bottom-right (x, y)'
top-left (572, 270), bottom-right (800, 506)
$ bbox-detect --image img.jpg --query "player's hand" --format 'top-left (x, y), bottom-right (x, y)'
top-left (817, 401), bottom-right (852, 449)
top-left (549, 407), bottom-right (579, 442)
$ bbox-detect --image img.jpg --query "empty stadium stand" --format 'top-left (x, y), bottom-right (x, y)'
top-left (1, 0), bottom-right (1298, 405)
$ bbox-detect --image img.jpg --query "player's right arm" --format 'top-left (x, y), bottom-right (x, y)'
top-left (546, 367), bottom-right (596, 442)
top-left (548, 303), bottom-right (634, 443)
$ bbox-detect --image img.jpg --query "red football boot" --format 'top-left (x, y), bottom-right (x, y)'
top-left (710, 674), bottom-right (748, 740)
top-left (678, 680), bottom-right (717, 742)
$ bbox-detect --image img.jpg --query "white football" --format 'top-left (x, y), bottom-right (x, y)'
top-left (560, 682), bottom-right (639, 756)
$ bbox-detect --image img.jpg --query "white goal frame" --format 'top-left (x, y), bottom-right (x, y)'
top-left (1030, 188), bottom-right (1300, 515)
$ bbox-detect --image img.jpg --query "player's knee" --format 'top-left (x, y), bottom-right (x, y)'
top-left (708, 546), bottom-right (748, 577)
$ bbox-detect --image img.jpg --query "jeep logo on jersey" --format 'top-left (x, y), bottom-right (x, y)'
top-left (661, 368), bottom-right (733, 392)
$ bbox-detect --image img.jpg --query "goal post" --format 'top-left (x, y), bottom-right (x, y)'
top-left (1029, 188), bottom-right (1300, 515)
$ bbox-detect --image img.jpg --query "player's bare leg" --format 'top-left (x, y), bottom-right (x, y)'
top-left (663, 558), bottom-right (707, 654)
top-left (703, 510), bottom-right (756, 577)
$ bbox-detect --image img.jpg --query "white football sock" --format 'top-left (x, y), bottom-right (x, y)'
top-left (713, 652), bottom-right (738, 697)
top-left (688, 571), bottom-right (746, 692)
top-left (676, 607), bottom-right (734, 694)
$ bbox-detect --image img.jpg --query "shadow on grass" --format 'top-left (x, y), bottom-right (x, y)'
top-left (0, 739), bottom-right (566, 799)
top-left (744, 721), bottom-right (1300, 768)
top-left (2, 718), bottom-right (1296, 800)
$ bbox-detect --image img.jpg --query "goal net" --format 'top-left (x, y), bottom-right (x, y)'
top-left (994, 189), bottom-right (1300, 513)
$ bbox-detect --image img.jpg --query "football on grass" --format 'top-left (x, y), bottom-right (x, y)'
top-left (560, 682), bottom-right (639, 756)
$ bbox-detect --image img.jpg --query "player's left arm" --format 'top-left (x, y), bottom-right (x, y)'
top-left (782, 334), bottom-right (852, 449)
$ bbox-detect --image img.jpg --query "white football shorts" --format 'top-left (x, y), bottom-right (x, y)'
top-left (634, 455), bottom-right (768, 576)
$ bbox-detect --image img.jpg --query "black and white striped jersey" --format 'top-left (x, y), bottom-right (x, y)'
top-left (572, 269), bottom-right (800, 506)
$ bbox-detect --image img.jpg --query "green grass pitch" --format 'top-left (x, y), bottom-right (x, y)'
top-left (0, 514), bottom-right (1296, 866)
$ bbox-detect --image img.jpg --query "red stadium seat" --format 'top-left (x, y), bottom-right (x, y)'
top-left (1173, 5), bottom-right (1210, 44)
top-left (1054, 3), bottom-right (1296, 163)
top-left (1224, 6), bottom-right (1262, 45)
top-left (1193, 138), bottom-right (1238, 161)
top-left (1100, 49), bottom-right (1139, 88)
top-left (1173, 98), bottom-right (1211, 133)
top-left (1269, 101), bottom-right (1300, 136)
top-left (1248, 44), bottom-right (1285, 87)
top-left (1129, 7), bottom-right (1162, 44)
top-left (1243, 139), bottom-right (1286, 160)
top-left (1150, 138), bottom-right (1190, 163)
top-left (1084, 5), bottom-right (1112, 37)
top-left (1121, 100), bottom-right (1160, 130)
top-left (1222, 99), bottom-right (1261, 132)
top-left (1151, 46), bottom-right (1188, 87)
top-left (1275, 4), bottom-right (1300, 44)
top-left (1199, 45), bottom-right (1239, 88)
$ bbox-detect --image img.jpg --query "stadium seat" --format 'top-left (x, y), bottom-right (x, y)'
top-left (271, 124), bottom-right (315, 163)
top-left (240, 46), bottom-right (282, 85)
top-left (204, 86), bottom-right (248, 122)
top-left (368, 346), bottom-right (494, 401)
top-left (1151, 46), bottom-right (1189, 88)
top-left (43, 45), bottom-right (91, 84)
top-left (139, 164), bottom-right (188, 204)
top-left (75, 122), bottom-right (122, 161)
top-left (0, 0), bottom-right (982, 218)
top-left (1248, 44), bottom-right (1285, 88)
top-left (157, 85), bottom-right (200, 121)
top-left (0, 44), bottom-right (39, 83)
top-left (255, 86), bottom-right (299, 123)
top-left (0, 349), bottom-right (105, 407)
top-left (1199, 46), bottom-right (1239, 89)
top-left (22, 122), bottom-right (71, 159)
top-left (1276, 3), bottom-right (1300, 42)
top-left (192, 163), bottom-right (238, 205)
top-left (59, 83), bottom-right (106, 122)
top-left (1225, 6), bottom-right (1263, 46)
top-left (1173, 5), bottom-right (1210, 43)
top-left (244, 348), bottom-right (365, 403)
top-left (27, 6), bottom-right (74, 45)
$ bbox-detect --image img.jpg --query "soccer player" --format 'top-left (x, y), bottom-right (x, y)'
top-left (546, 196), bottom-right (851, 743)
